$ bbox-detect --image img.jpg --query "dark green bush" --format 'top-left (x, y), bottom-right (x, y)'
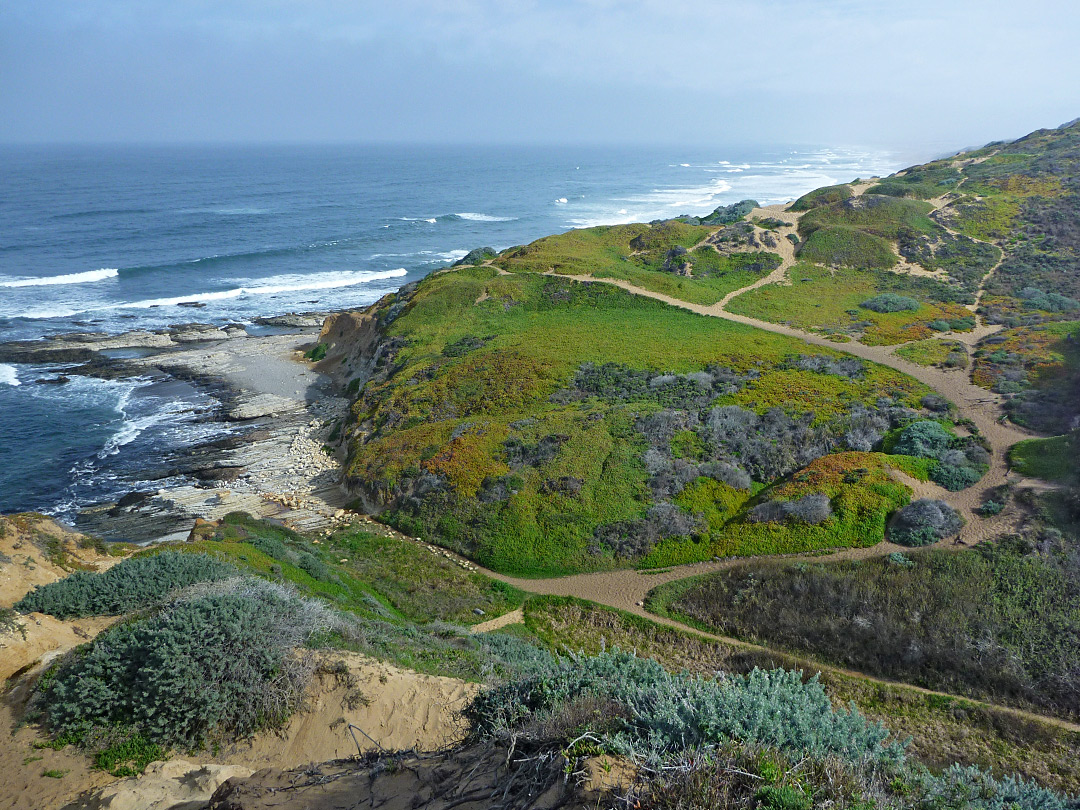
top-left (892, 420), bottom-right (952, 457)
top-left (37, 579), bottom-right (331, 749)
top-left (453, 247), bottom-right (497, 266)
top-left (891, 421), bottom-right (986, 491)
top-left (860, 293), bottom-right (921, 313)
top-left (15, 552), bottom-right (235, 619)
top-left (790, 184), bottom-right (853, 212)
top-left (930, 462), bottom-right (984, 491)
top-left (888, 499), bottom-right (964, 546)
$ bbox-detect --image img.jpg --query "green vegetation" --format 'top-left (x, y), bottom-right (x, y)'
top-left (866, 163), bottom-right (963, 200)
top-left (464, 623), bottom-right (1074, 807)
top-left (861, 293), bottom-right (920, 313)
top-left (468, 650), bottom-right (903, 764)
top-left (800, 195), bottom-right (936, 242)
top-left (727, 262), bottom-right (976, 345)
top-left (798, 225), bottom-right (897, 269)
top-left (344, 269), bottom-right (942, 575)
top-left (305, 342), bottom-right (328, 361)
top-left (790, 183), bottom-right (853, 211)
top-left (324, 528), bottom-right (525, 624)
top-left (698, 198), bottom-right (758, 225)
top-left (792, 191), bottom-right (998, 291)
top-left (27, 516), bottom-right (553, 774)
top-left (887, 419), bottom-right (989, 491)
top-left (185, 512), bottom-right (526, 627)
top-left (931, 122), bottom-right (1080, 325)
top-left (14, 552), bottom-right (236, 618)
top-left (525, 596), bottom-right (1080, 793)
top-left (648, 453), bottom-right (914, 568)
top-left (453, 246), bottom-right (497, 266)
top-left (37, 579), bottom-right (330, 749)
top-left (973, 320), bottom-right (1080, 434)
top-left (895, 338), bottom-right (967, 368)
top-left (1010, 431), bottom-right (1079, 484)
top-left (888, 498), bottom-right (965, 546)
top-left (650, 534), bottom-right (1080, 721)
top-left (493, 220), bottom-right (780, 306)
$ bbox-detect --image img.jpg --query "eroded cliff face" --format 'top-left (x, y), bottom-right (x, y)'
top-left (315, 309), bottom-right (382, 384)
top-left (318, 286), bottom-right (435, 516)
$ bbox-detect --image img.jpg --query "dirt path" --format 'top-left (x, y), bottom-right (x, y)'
top-left (456, 543), bottom-right (1080, 734)
top-left (446, 191), bottom-right (1061, 718)
top-left (408, 193), bottom-right (1071, 732)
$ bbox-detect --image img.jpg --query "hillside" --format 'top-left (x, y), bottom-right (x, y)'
top-left (4, 120), bottom-right (1080, 810)
top-left (320, 121), bottom-right (1080, 580)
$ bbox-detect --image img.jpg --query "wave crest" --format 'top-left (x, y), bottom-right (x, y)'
top-left (0, 268), bottom-right (118, 288)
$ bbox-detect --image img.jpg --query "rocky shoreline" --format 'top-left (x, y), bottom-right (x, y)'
top-left (0, 313), bottom-right (361, 543)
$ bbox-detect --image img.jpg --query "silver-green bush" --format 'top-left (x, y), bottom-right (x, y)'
top-left (15, 552), bottom-right (235, 619)
top-left (38, 578), bottom-right (332, 748)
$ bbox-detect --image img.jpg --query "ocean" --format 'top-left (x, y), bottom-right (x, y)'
top-left (0, 142), bottom-right (900, 519)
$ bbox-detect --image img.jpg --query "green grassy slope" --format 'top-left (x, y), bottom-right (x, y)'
top-left (340, 267), bottom-right (958, 575)
top-left (494, 219), bottom-right (781, 306)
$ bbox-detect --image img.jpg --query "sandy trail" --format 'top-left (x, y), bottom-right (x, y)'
top-left (454, 542), bottom-right (1080, 734)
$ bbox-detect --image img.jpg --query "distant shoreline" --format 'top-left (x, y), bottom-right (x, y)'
top-left (0, 313), bottom-right (352, 542)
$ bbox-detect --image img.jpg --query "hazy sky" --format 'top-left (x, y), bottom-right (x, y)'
top-left (3, 0), bottom-right (1079, 151)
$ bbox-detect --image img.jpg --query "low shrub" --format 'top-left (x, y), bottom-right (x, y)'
top-left (1019, 287), bottom-right (1080, 313)
top-left (919, 764), bottom-right (1075, 810)
top-left (653, 534), bottom-right (1080, 721)
top-left (861, 293), bottom-right (921, 313)
top-left (888, 499), bottom-right (964, 546)
top-left (700, 199), bottom-right (758, 225)
top-left (892, 420), bottom-right (952, 457)
top-left (891, 420), bottom-right (986, 491)
top-left (799, 227), bottom-right (897, 269)
top-left (790, 184), bottom-right (853, 212)
top-left (466, 650), bottom-right (903, 766)
top-left (37, 578), bottom-right (333, 749)
top-left (15, 552), bottom-right (236, 619)
top-left (749, 493), bottom-right (833, 525)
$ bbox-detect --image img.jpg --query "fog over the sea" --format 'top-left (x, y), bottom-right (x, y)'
top-left (2, 0), bottom-right (1079, 152)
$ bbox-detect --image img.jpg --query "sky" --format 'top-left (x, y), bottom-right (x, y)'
top-left (3, 0), bottom-right (1079, 152)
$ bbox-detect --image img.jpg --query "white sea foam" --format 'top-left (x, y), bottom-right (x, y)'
top-left (554, 198), bottom-right (568, 204)
top-left (0, 268), bottom-right (118, 288)
top-left (15, 269), bottom-right (409, 319)
top-left (454, 212), bottom-right (517, 222)
top-left (0, 364), bottom-right (20, 386)
top-left (119, 268), bottom-right (409, 309)
top-left (422, 249), bottom-right (469, 263)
